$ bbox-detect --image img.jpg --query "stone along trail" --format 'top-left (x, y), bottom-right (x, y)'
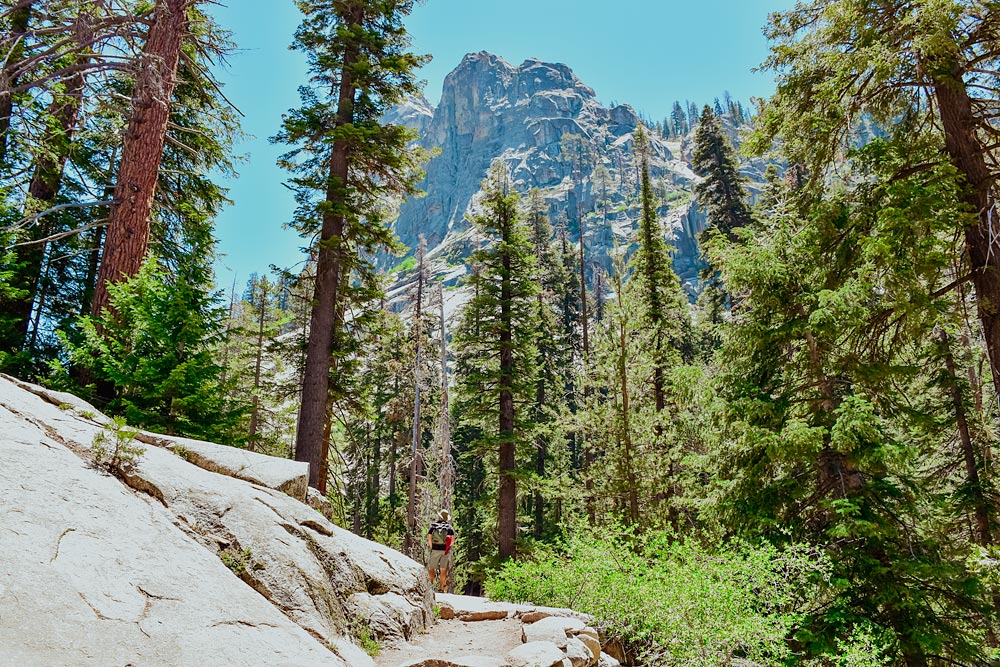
top-left (375, 593), bottom-right (623, 667)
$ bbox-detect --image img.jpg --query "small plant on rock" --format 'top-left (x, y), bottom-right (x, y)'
top-left (351, 616), bottom-right (380, 657)
top-left (220, 547), bottom-right (264, 578)
top-left (91, 416), bottom-right (144, 476)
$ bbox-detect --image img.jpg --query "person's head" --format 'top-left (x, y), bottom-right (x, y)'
top-left (438, 509), bottom-right (450, 522)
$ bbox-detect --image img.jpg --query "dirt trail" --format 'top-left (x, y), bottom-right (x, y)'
top-left (374, 616), bottom-right (524, 666)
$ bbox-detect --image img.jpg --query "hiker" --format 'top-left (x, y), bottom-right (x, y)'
top-left (427, 509), bottom-right (455, 592)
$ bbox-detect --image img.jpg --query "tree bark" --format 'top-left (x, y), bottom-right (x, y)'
top-left (438, 284), bottom-right (454, 512)
top-left (931, 62), bottom-right (1000, 405)
top-left (91, 0), bottom-right (188, 319)
top-left (248, 281), bottom-right (267, 449)
top-left (615, 270), bottom-right (639, 525)
top-left (498, 210), bottom-right (517, 561)
top-left (405, 241), bottom-right (424, 556)
top-left (293, 6), bottom-right (362, 489)
top-left (2, 3), bottom-right (91, 351)
top-left (939, 330), bottom-right (993, 546)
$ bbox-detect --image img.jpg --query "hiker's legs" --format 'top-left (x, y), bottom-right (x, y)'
top-left (428, 567), bottom-right (438, 590)
top-left (439, 568), bottom-right (446, 591)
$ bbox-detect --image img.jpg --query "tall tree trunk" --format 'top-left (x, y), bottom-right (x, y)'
top-left (931, 62), bottom-right (1000, 405)
top-left (498, 224), bottom-right (517, 561)
top-left (405, 240), bottom-right (425, 556)
top-left (3, 4), bottom-right (92, 350)
top-left (438, 284), bottom-right (454, 512)
top-left (248, 282), bottom-right (267, 449)
top-left (533, 291), bottom-right (547, 538)
top-left (580, 224), bottom-right (596, 524)
top-left (91, 0), bottom-right (187, 319)
top-left (615, 270), bottom-right (639, 525)
top-left (939, 329), bottom-right (993, 546)
top-left (0, 1), bottom-right (32, 168)
top-left (293, 6), bottom-right (362, 489)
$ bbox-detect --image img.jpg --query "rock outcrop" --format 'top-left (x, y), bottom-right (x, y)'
top-left (0, 374), bottom-right (433, 666)
top-left (384, 52), bottom-right (712, 301)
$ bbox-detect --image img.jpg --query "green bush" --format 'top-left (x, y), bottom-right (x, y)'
top-left (486, 527), bottom-right (831, 666)
top-left (91, 417), bottom-right (145, 476)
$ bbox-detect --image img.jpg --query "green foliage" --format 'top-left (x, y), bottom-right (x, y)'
top-left (389, 256), bottom-right (417, 275)
top-left (219, 547), bottom-right (264, 578)
top-left (692, 106), bottom-right (751, 240)
top-left (66, 255), bottom-right (246, 443)
top-left (91, 416), bottom-right (145, 475)
top-left (487, 527), bottom-right (831, 666)
top-left (350, 616), bottom-right (380, 657)
top-left (452, 162), bottom-right (541, 562)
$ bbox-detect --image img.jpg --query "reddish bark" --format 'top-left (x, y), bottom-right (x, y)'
top-left (293, 6), bottom-right (364, 489)
top-left (931, 61), bottom-right (1000, 406)
top-left (90, 0), bottom-right (188, 319)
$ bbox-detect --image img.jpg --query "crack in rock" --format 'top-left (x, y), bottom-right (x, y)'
top-left (51, 527), bottom-right (76, 562)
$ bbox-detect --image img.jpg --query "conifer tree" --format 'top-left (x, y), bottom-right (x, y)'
top-left (91, 0), bottom-right (191, 320)
top-left (692, 106), bottom-right (751, 241)
top-left (751, 0), bottom-right (1000, 404)
top-left (710, 125), bottom-right (995, 664)
top-left (453, 162), bottom-right (539, 561)
top-left (276, 0), bottom-right (427, 491)
top-left (633, 125), bottom-right (687, 413)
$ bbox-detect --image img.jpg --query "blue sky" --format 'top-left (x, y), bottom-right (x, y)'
top-left (207, 0), bottom-right (796, 289)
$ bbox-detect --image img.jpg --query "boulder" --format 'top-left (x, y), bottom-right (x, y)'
top-left (598, 653), bottom-right (622, 667)
top-left (508, 641), bottom-right (570, 667)
top-left (521, 610), bottom-right (552, 624)
top-left (436, 593), bottom-right (517, 621)
top-left (0, 401), bottom-right (346, 666)
top-left (575, 633), bottom-right (601, 664)
top-left (565, 637), bottom-right (596, 667)
top-left (522, 615), bottom-right (587, 647)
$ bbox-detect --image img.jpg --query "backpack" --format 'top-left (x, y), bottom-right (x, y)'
top-left (430, 521), bottom-right (451, 547)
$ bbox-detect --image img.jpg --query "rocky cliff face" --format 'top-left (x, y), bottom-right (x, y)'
top-left (386, 52), bottom-right (710, 298)
top-left (0, 374), bottom-right (433, 667)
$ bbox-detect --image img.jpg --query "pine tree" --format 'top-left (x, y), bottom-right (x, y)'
top-left (91, 0), bottom-right (191, 320)
top-left (276, 0), bottom-right (428, 491)
top-left (68, 238), bottom-right (244, 443)
top-left (670, 100), bottom-right (688, 137)
top-left (692, 106), bottom-right (751, 241)
top-left (710, 124), bottom-right (995, 664)
top-left (751, 0), bottom-right (1000, 405)
top-left (633, 125), bottom-right (687, 413)
top-left (453, 162), bottom-right (539, 561)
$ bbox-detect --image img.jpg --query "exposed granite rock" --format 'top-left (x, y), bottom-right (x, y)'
top-left (508, 641), bottom-right (572, 667)
top-left (384, 52), bottom-right (712, 303)
top-left (0, 375), bottom-right (434, 665)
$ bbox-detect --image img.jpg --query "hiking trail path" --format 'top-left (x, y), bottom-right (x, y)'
top-left (373, 593), bottom-right (623, 667)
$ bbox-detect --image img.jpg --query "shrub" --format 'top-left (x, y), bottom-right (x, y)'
top-left (486, 526), bottom-right (830, 666)
top-left (91, 417), bottom-right (145, 476)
